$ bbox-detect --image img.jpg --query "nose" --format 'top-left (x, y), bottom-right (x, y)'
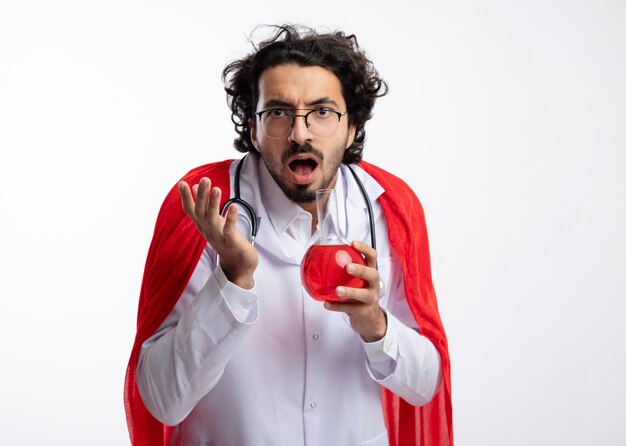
top-left (288, 114), bottom-right (313, 145)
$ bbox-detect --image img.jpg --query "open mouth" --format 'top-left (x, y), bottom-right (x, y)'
top-left (287, 156), bottom-right (319, 184)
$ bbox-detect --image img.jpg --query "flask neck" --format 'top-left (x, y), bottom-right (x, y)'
top-left (315, 188), bottom-right (343, 245)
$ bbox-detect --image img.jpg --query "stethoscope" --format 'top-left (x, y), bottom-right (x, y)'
top-left (220, 154), bottom-right (385, 297)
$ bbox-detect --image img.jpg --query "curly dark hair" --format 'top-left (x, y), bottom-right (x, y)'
top-left (222, 24), bottom-right (388, 164)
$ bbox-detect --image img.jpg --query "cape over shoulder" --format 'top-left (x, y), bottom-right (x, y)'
top-left (136, 159), bottom-right (234, 343)
top-left (359, 160), bottom-right (453, 445)
top-left (125, 159), bottom-right (234, 446)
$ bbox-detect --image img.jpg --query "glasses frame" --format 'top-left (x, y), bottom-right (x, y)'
top-left (256, 108), bottom-right (347, 139)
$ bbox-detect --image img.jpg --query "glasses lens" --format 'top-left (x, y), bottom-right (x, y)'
top-left (307, 109), bottom-right (340, 138)
top-left (260, 110), bottom-right (291, 138)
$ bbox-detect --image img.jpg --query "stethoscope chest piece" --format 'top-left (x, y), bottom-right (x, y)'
top-left (378, 279), bottom-right (386, 298)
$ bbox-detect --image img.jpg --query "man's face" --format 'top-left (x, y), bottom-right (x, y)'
top-left (250, 64), bottom-right (356, 204)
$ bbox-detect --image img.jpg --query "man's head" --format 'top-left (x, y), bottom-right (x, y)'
top-left (223, 24), bottom-right (388, 163)
top-left (222, 24), bottom-right (387, 203)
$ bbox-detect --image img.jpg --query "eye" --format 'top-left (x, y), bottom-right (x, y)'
top-left (313, 107), bottom-right (334, 119)
top-left (267, 109), bottom-right (287, 118)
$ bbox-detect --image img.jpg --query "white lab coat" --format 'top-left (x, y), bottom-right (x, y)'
top-left (137, 156), bottom-right (441, 445)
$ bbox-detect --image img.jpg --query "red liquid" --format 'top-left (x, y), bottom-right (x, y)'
top-left (301, 244), bottom-right (368, 302)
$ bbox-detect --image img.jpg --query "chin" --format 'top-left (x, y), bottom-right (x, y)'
top-left (285, 184), bottom-right (317, 203)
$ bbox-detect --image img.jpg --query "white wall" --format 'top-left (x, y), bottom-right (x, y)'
top-left (0, 1), bottom-right (624, 444)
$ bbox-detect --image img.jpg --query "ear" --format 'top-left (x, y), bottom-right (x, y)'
top-left (249, 118), bottom-right (260, 152)
top-left (346, 123), bottom-right (357, 149)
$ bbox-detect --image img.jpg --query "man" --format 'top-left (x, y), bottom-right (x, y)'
top-left (125, 24), bottom-right (452, 446)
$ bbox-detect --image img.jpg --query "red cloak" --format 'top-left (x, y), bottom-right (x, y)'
top-left (124, 159), bottom-right (453, 445)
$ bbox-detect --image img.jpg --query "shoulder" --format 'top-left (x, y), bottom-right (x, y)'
top-left (179, 159), bottom-right (234, 185)
top-left (159, 159), bottom-right (234, 210)
top-left (153, 159), bottom-right (235, 232)
top-left (358, 160), bottom-right (423, 210)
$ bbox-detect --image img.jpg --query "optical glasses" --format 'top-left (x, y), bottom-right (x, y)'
top-left (256, 108), bottom-right (347, 139)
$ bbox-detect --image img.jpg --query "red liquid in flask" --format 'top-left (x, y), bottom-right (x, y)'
top-left (301, 244), bottom-right (368, 302)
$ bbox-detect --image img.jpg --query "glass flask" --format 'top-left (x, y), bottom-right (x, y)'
top-left (301, 188), bottom-right (367, 302)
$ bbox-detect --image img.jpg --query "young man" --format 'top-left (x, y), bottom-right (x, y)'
top-left (125, 24), bottom-right (452, 446)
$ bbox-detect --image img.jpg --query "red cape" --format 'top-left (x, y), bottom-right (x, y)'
top-left (124, 159), bottom-right (453, 445)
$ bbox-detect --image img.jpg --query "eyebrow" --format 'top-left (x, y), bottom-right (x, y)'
top-left (262, 97), bottom-right (341, 109)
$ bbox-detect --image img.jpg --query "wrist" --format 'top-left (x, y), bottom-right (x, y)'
top-left (220, 262), bottom-right (255, 290)
top-left (361, 308), bottom-right (388, 343)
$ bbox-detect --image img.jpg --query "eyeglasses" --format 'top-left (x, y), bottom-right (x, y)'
top-left (256, 108), bottom-right (347, 139)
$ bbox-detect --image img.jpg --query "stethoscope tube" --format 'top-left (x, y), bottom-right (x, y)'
top-left (345, 163), bottom-right (376, 253)
top-left (220, 156), bottom-right (259, 245)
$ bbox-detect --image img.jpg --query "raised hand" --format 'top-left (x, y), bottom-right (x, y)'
top-left (178, 177), bottom-right (258, 289)
top-left (323, 240), bottom-right (387, 342)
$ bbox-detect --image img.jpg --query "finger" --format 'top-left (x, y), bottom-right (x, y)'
top-left (352, 240), bottom-right (378, 269)
top-left (223, 203), bottom-right (239, 239)
top-left (324, 300), bottom-right (361, 314)
top-left (206, 186), bottom-right (222, 226)
top-left (345, 262), bottom-right (380, 287)
top-left (195, 177), bottom-right (212, 220)
top-left (335, 286), bottom-right (377, 304)
top-left (178, 181), bottom-right (197, 220)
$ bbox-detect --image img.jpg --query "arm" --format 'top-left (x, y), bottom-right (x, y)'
top-left (136, 252), bottom-right (258, 425)
top-left (361, 269), bottom-right (442, 406)
top-left (325, 241), bottom-right (442, 406)
top-left (136, 177), bottom-right (259, 425)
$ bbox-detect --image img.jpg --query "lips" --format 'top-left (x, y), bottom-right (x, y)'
top-left (287, 154), bottom-right (319, 185)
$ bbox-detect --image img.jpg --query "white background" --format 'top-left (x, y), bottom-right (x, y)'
top-left (1, 1), bottom-right (624, 445)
